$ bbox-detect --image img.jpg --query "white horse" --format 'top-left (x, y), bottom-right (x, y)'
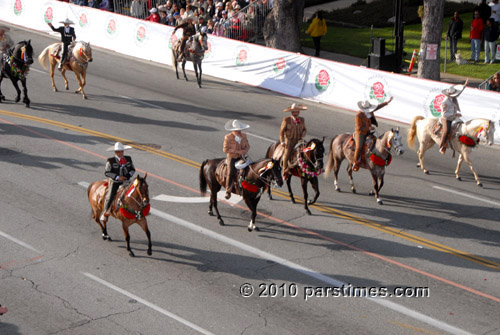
top-left (408, 116), bottom-right (495, 186)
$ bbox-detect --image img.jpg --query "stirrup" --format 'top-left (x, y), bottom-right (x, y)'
top-left (225, 191), bottom-right (231, 200)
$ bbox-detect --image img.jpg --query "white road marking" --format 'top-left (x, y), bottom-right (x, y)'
top-left (149, 208), bottom-right (473, 335)
top-left (77, 182), bottom-right (471, 334)
top-left (29, 67), bottom-right (46, 74)
top-left (433, 186), bottom-right (500, 207)
top-left (153, 191), bottom-right (243, 205)
top-left (120, 95), bottom-right (165, 109)
top-left (0, 230), bottom-right (41, 254)
top-left (246, 132), bottom-right (275, 143)
top-left (78, 181), bottom-right (90, 188)
top-left (82, 272), bottom-right (215, 335)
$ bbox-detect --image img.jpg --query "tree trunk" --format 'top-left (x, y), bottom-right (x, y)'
top-left (263, 0), bottom-right (305, 52)
top-left (417, 0), bottom-right (445, 80)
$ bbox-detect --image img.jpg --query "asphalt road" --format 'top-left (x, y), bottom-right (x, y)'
top-left (0, 25), bottom-right (499, 335)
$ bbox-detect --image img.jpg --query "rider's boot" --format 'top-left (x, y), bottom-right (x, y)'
top-left (100, 209), bottom-right (110, 224)
top-left (439, 146), bottom-right (446, 155)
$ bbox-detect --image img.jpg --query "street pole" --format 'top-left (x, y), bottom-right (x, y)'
top-left (394, 0), bottom-right (404, 73)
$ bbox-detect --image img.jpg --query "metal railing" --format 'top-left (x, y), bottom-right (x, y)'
top-left (213, 1), bottom-right (272, 43)
top-left (479, 70), bottom-right (500, 90)
top-left (113, 0), bottom-right (164, 19)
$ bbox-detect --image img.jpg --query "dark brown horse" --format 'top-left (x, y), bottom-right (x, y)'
top-left (324, 129), bottom-right (404, 205)
top-left (87, 174), bottom-right (152, 257)
top-left (265, 138), bottom-right (325, 215)
top-left (0, 40), bottom-right (34, 107)
top-left (199, 158), bottom-right (283, 231)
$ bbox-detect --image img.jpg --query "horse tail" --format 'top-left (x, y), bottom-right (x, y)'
top-left (199, 159), bottom-right (208, 195)
top-left (408, 116), bottom-right (424, 150)
top-left (38, 45), bottom-right (51, 70)
top-left (324, 136), bottom-right (337, 178)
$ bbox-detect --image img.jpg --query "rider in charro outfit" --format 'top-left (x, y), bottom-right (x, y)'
top-left (223, 119), bottom-right (250, 199)
top-left (173, 15), bottom-right (197, 61)
top-left (280, 103), bottom-right (307, 179)
top-left (48, 18), bottom-right (76, 71)
top-left (439, 79), bottom-right (468, 155)
top-left (353, 97), bottom-right (393, 171)
top-left (100, 142), bottom-right (136, 223)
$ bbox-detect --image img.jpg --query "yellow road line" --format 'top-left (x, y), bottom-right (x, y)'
top-left (2, 109), bottom-right (499, 271)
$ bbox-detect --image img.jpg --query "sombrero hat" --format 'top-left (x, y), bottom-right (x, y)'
top-left (0, 25), bottom-right (11, 32)
top-left (283, 103), bottom-right (308, 113)
top-left (59, 18), bottom-right (75, 25)
top-left (107, 142), bottom-right (133, 151)
top-left (357, 99), bottom-right (379, 113)
top-left (225, 119), bottom-right (250, 131)
top-left (441, 84), bottom-right (465, 97)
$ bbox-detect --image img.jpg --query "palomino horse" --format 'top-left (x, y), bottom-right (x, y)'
top-left (199, 158), bottom-right (283, 231)
top-left (171, 32), bottom-right (208, 88)
top-left (87, 174), bottom-right (152, 257)
top-left (265, 138), bottom-right (325, 215)
top-left (0, 40), bottom-right (34, 107)
top-left (38, 41), bottom-right (93, 99)
top-left (408, 116), bottom-right (495, 186)
top-left (325, 128), bottom-right (404, 205)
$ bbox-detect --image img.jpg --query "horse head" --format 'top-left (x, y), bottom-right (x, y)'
top-left (77, 41), bottom-right (93, 63)
top-left (479, 120), bottom-right (495, 146)
top-left (258, 159), bottom-right (283, 188)
top-left (127, 173), bottom-right (149, 208)
top-left (198, 32), bottom-right (208, 51)
top-left (302, 137), bottom-right (325, 171)
top-left (16, 40), bottom-right (33, 65)
top-left (388, 127), bottom-right (404, 156)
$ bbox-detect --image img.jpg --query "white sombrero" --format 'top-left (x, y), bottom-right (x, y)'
top-left (283, 103), bottom-right (308, 113)
top-left (225, 119), bottom-right (250, 131)
top-left (357, 99), bottom-right (379, 113)
top-left (441, 84), bottom-right (465, 97)
top-left (59, 18), bottom-right (75, 25)
top-left (107, 142), bottom-right (133, 151)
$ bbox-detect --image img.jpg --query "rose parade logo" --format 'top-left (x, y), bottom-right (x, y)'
top-left (168, 33), bottom-right (178, 50)
top-left (315, 69), bottom-right (331, 92)
top-left (79, 13), bottom-right (89, 28)
top-left (136, 25), bottom-right (146, 43)
top-left (13, 0), bottom-right (23, 16)
top-left (429, 94), bottom-right (446, 117)
top-left (235, 46), bottom-right (249, 66)
top-left (273, 57), bottom-right (286, 75)
top-left (369, 81), bottom-right (387, 102)
top-left (44, 7), bottom-right (53, 24)
top-left (105, 17), bottom-right (117, 37)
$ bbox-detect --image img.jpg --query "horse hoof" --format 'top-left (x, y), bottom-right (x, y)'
top-left (335, 187), bottom-right (341, 192)
top-left (369, 191), bottom-right (374, 196)
top-left (218, 219), bottom-right (224, 226)
top-left (424, 170), bottom-right (429, 175)
top-left (478, 183), bottom-right (483, 187)
top-left (254, 226), bottom-right (260, 231)
top-left (377, 200), bottom-right (384, 205)
top-left (248, 227), bottom-right (253, 232)
top-left (352, 189), bottom-right (356, 194)
top-left (208, 210), bottom-right (214, 216)
top-left (106, 236), bottom-right (112, 242)
top-left (416, 163), bottom-right (421, 168)
top-left (457, 176), bottom-right (462, 181)
top-left (129, 252), bottom-right (135, 257)
top-left (15, 97), bottom-right (20, 103)
top-left (102, 235), bottom-right (107, 240)
top-left (83, 96), bottom-right (87, 100)
top-left (268, 195), bottom-right (273, 200)
top-left (306, 209), bottom-right (312, 215)
top-left (147, 249), bottom-right (152, 256)
top-left (25, 103), bottom-right (30, 108)
top-left (290, 198), bottom-right (296, 204)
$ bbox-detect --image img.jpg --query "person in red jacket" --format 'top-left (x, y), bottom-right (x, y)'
top-left (470, 10), bottom-right (484, 62)
top-left (145, 7), bottom-right (160, 23)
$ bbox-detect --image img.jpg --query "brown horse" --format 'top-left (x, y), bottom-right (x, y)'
top-left (199, 158), bottom-right (283, 231)
top-left (408, 116), bottom-right (495, 186)
top-left (38, 41), bottom-right (93, 99)
top-left (87, 174), bottom-right (152, 257)
top-left (265, 138), bottom-right (325, 215)
top-left (324, 129), bottom-right (404, 205)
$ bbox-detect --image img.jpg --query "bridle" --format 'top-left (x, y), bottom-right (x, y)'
top-left (120, 178), bottom-right (150, 219)
top-left (300, 140), bottom-right (324, 173)
top-left (248, 159), bottom-right (281, 189)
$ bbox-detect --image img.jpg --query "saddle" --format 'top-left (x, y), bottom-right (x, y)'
top-left (216, 159), bottom-right (248, 195)
top-left (344, 134), bottom-right (376, 166)
top-left (50, 43), bottom-right (75, 65)
top-left (101, 180), bottom-right (129, 210)
top-left (432, 119), bottom-right (462, 154)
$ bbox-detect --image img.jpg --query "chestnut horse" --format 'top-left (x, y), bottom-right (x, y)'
top-left (0, 40), bottom-right (34, 107)
top-left (265, 138), bottom-right (325, 215)
top-left (171, 32), bottom-right (208, 88)
top-left (199, 158), bottom-right (283, 231)
top-left (87, 174), bottom-right (152, 257)
top-left (325, 128), bottom-right (404, 205)
top-left (408, 116), bottom-right (495, 186)
top-left (38, 41), bottom-right (93, 99)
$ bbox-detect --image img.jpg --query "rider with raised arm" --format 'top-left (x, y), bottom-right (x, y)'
top-left (173, 15), bottom-right (197, 61)
top-left (280, 103), bottom-right (307, 179)
top-left (439, 79), bottom-right (468, 155)
top-left (100, 142), bottom-right (136, 224)
top-left (223, 120), bottom-right (250, 199)
top-left (353, 97), bottom-right (393, 171)
top-left (48, 18), bottom-right (76, 71)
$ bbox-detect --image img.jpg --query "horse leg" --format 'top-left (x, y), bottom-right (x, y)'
top-left (346, 162), bottom-right (356, 193)
top-left (301, 178), bottom-right (311, 215)
top-left (61, 69), bottom-right (69, 90)
top-left (194, 62), bottom-right (201, 88)
top-left (333, 157), bottom-right (342, 192)
top-left (9, 77), bottom-right (21, 103)
top-left (211, 182), bottom-right (224, 225)
top-left (74, 72), bottom-right (86, 99)
top-left (50, 60), bottom-right (58, 92)
top-left (174, 54), bottom-right (180, 79)
top-left (122, 222), bottom-right (135, 257)
top-left (182, 60), bottom-right (188, 81)
top-left (460, 151), bottom-right (482, 187)
top-left (455, 153), bottom-right (464, 181)
top-left (21, 78), bottom-right (30, 107)
top-left (138, 220), bottom-right (152, 256)
top-left (308, 177), bottom-right (320, 205)
top-left (0, 73), bottom-right (4, 101)
top-left (244, 196), bottom-right (259, 232)
top-left (286, 175), bottom-right (295, 203)
top-left (197, 62), bottom-right (202, 88)
top-left (370, 173), bottom-right (383, 205)
top-left (417, 138), bottom-right (434, 174)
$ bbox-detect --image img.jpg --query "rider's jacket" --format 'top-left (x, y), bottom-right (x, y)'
top-left (355, 112), bottom-right (377, 136)
top-left (105, 156), bottom-right (136, 183)
top-left (174, 22), bottom-right (196, 38)
top-left (223, 132), bottom-right (250, 160)
top-left (280, 116), bottom-right (306, 144)
top-left (49, 25), bottom-right (76, 45)
top-left (441, 97), bottom-right (461, 121)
